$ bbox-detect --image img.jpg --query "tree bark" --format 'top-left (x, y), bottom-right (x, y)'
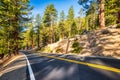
top-left (14, 13), bottom-right (19, 55)
top-left (50, 19), bottom-right (54, 44)
top-left (14, 30), bottom-right (19, 55)
top-left (98, 0), bottom-right (105, 29)
top-left (37, 26), bottom-right (40, 48)
top-left (117, 11), bottom-right (120, 24)
top-left (79, 17), bottom-right (82, 34)
top-left (31, 36), bottom-right (34, 49)
top-left (26, 40), bottom-right (29, 50)
top-left (13, 1), bottom-right (19, 55)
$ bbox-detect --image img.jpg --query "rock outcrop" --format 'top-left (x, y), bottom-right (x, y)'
top-left (79, 28), bottom-right (120, 57)
top-left (41, 27), bottom-right (120, 58)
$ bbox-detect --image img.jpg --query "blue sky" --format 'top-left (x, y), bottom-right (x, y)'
top-left (30, 0), bottom-right (81, 18)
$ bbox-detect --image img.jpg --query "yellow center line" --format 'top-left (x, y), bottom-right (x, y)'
top-left (40, 54), bottom-right (120, 73)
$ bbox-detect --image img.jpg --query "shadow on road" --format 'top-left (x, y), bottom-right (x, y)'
top-left (0, 55), bottom-right (30, 80)
top-left (1, 52), bottom-right (120, 80)
top-left (26, 53), bottom-right (120, 80)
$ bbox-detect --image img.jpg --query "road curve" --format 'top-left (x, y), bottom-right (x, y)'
top-left (24, 51), bottom-right (120, 80)
top-left (1, 51), bottom-right (120, 80)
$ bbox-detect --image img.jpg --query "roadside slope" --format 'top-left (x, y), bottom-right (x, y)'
top-left (40, 27), bottom-right (120, 58)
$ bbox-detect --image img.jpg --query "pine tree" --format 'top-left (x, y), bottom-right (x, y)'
top-left (29, 23), bottom-right (35, 49)
top-left (43, 4), bottom-right (57, 27)
top-left (78, 0), bottom-right (105, 29)
top-left (70, 21), bottom-right (77, 36)
top-left (43, 4), bottom-right (57, 44)
top-left (11, 0), bottom-right (33, 54)
top-left (35, 14), bottom-right (42, 48)
top-left (67, 6), bottom-right (77, 37)
top-left (0, 0), bottom-right (32, 56)
top-left (105, 0), bottom-right (120, 24)
top-left (86, 1), bottom-right (98, 31)
top-left (58, 10), bottom-right (65, 40)
top-left (60, 10), bottom-right (65, 22)
top-left (78, 8), bottom-right (84, 34)
top-left (68, 6), bottom-right (74, 21)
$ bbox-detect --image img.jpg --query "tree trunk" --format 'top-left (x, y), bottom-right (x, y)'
top-left (14, 1), bottom-right (19, 55)
top-left (117, 11), bottom-right (120, 24)
top-left (50, 20), bottom-right (54, 44)
top-left (79, 18), bottom-right (82, 34)
top-left (31, 37), bottom-right (34, 49)
top-left (14, 13), bottom-right (19, 55)
top-left (37, 26), bottom-right (40, 48)
top-left (13, 24), bottom-right (19, 55)
top-left (26, 40), bottom-right (29, 50)
top-left (98, 0), bottom-right (105, 29)
top-left (14, 31), bottom-right (19, 54)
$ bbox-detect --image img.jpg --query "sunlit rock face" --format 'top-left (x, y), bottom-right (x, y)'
top-left (42, 26), bottom-right (120, 58)
top-left (79, 27), bottom-right (120, 57)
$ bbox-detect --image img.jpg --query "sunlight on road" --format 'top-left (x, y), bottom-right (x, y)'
top-left (43, 65), bottom-right (78, 80)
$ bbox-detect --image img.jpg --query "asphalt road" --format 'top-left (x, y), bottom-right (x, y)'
top-left (1, 51), bottom-right (120, 80)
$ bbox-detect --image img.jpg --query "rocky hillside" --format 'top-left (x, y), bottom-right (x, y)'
top-left (40, 25), bottom-right (120, 58)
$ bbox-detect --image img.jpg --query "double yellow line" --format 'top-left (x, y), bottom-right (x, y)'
top-left (40, 54), bottom-right (120, 73)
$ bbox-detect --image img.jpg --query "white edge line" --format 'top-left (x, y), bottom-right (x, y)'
top-left (24, 54), bottom-right (36, 80)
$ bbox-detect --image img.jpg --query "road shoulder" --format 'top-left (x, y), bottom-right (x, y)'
top-left (0, 53), bottom-right (28, 80)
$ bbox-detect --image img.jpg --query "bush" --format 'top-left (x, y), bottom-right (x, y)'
top-left (72, 47), bottom-right (83, 53)
top-left (72, 41), bottom-right (79, 48)
top-left (56, 48), bottom-right (64, 53)
top-left (116, 24), bottom-right (120, 28)
top-left (72, 41), bottom-right (82, 53)
top-left (40, 46), bottom-right (51, 53)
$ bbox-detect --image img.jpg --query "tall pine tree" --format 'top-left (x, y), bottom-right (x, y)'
top-left (0, 0), bottom-right (33, 56)
top-left (43, 4), bottom-right (57, 44)
top-left (78, 0), bottom-right (105, 29)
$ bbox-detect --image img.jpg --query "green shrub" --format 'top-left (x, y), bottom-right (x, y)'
top-left (56, 48), bottom-right (64, 53)
top-left (116, 24), bottom-right (120, 28)
top-left (72, 47), bottom-right (82, 53)
top-left (72, 41), bottom-right (82, 53)
top-left (40, 46), bottom-right (51, 53)
top-left (72, 41), bottom-right (79, 48)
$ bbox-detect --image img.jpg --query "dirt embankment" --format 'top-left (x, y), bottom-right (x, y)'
top-left (0, 54), bottom-right (21, 71)
top-left (40, 26), bottom-right (120, 58)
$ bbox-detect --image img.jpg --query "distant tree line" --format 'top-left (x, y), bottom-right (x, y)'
top-left (22, 0), bottom-right (120, 50)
